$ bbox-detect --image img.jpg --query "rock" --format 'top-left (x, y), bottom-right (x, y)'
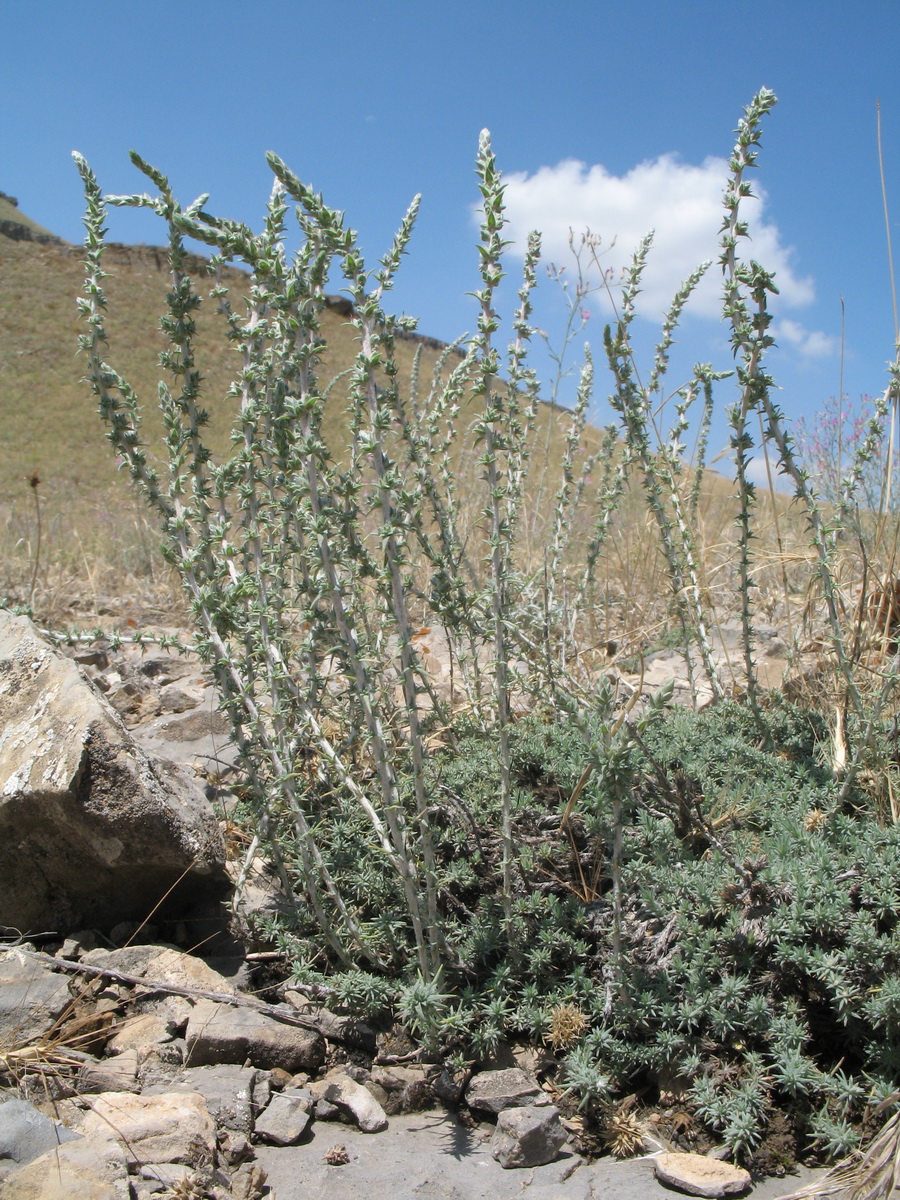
top-left (72, 647), bottom-right (110, 670)
top-left (231, 1161), bottom-right (269, 1200)
top-left (156, 708), bottom-right (230, 742)
top-left (369, 1066), bottom-right (435, 1114)
top-left (76, 1090), bottom-right (216, 1167)
top-left (254, 1089), bottom-right (314, 1145)
top-left (134, 655), bottom-right (196, 685)
top-left (387, 1079), bottom-right (434, 1113)
top-left (96, 654), bottom-right (201, 730)
top-left (105, 1012), bottom-right (175, 1056)
top-left (106, 676), bottom-right (162, 723)
top-left (155, 1064), bottom-right (263, 1137)
top-left (0, 1130), bottom-right (129, 1198)
top-left (138, 1162), bottom-right (195, 1188)
top-left (465, 1066), bottom-right (545, 1114)
top-left (77, 1048), bottom-right (141, 1093)
top-left (57, 936), bottom-right (86, 960)
top-left (185, 998), bottom-right (326, 1074)
top-left (203, 956), bottom-right (254, 991)
top-left (0, 612), bottom-right (228, 936)
top-left (369, 1064), bottom-right (430, 1091)
top-left (314, 1098), bottom-right (343, 1121)
top-left (0, 1096), bottom-right (81, 1175)
top-left (490, 1104), bottom-right (567, 1169)
top-left (654, 1151), bottom-right (752, 1197)
top-left (217, 1130), bottom-right (253, 1166)
top-left (0, 949), bottom-right (72, 1045)
top-left (135, 1041), bottom-right (188, 1091)
top-left (83, 944), bottom-right (238, 1034)
top-left (363, 1079), bottom-right (389, 1106)
top-left (431, 1065), bottom-right (467, 1106)
top-left (160, 687), bottom-right (200, 714)
top-left (92, 945), bottom-right (225, 986)
top-left (310, 1069), bottom-right (389, 1132)
top-left (639, 648), bottom-right (715, 708)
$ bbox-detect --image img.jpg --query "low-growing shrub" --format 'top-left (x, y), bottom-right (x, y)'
top-left (249, 697), bottom-right (900, 1158)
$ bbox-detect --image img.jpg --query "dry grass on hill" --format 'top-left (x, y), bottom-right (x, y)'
top-left (1, 234), bottom-right (611, 623)
top-left (0, 232), bottom-right (886, 696)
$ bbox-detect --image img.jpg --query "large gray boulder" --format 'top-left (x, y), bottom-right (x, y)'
top-left (0, 611), bottom-right (228, 936)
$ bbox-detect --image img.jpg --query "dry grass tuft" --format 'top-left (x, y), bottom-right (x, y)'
top-left (545, 1001), bottom-right (590, 1050)
top-left (603, 1099), bottom-right (648, 1160)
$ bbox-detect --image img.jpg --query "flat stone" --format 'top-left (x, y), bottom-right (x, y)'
top-left (654, 1151), bottom-right (752, 1197)
top-left (0, 1130), bottom-right (128, 1198)
top-left (0, 1096), bottom-right (81, 1174)
top-left (78, 1048), bottom-right (141, 1093)
top-left (85, 944), bottom-right (238, 1033)
top-left (490, 1104), bottom-right (567, 1169)
top-left (76, 1090), bottom-right (216, 1167)
top-left (106, 1011), bottom-right (174, 1055)
top-left (254, 1089), bottom-right (313, 1145)
top-left (81, 944), bottom-right (237, 996)
top-left (157, 1064), bottom-right (263, 1136)
top-left (185, 998), bottom-right (325, 1074)
top-left (465, 1067), bottom-right (545, 1114)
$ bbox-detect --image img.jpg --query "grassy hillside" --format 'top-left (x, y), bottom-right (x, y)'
top-left (1, 234), bottom-right (621, 614)
top-left (0, 228), bottom-right (797, 644)
top-left (0, 236), bottom-right (456, 496)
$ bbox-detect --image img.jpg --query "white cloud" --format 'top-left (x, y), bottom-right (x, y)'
top-left (774, 318), bottom-right (838, 359)
top-left (495, 154), bottom-right (815, 321)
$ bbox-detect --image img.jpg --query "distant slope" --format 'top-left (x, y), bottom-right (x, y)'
top-left (0, 226), bottom-right (748, 621)
top-left (0, 192), bottom-right (62, 243)
top-left (0, 235), bottom-right (477, 508)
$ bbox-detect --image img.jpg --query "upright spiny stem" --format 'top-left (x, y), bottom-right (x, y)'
top-left (719, 88), bottom-right (778, 729)
top-left (473, 130), bottom-right (515, 933)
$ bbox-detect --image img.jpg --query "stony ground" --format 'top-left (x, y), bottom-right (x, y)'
top-left (0, 616), bottom-right (839, 1199)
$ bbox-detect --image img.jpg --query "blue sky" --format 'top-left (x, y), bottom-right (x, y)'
top-left (4, 1), bottom-right (900, 476)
